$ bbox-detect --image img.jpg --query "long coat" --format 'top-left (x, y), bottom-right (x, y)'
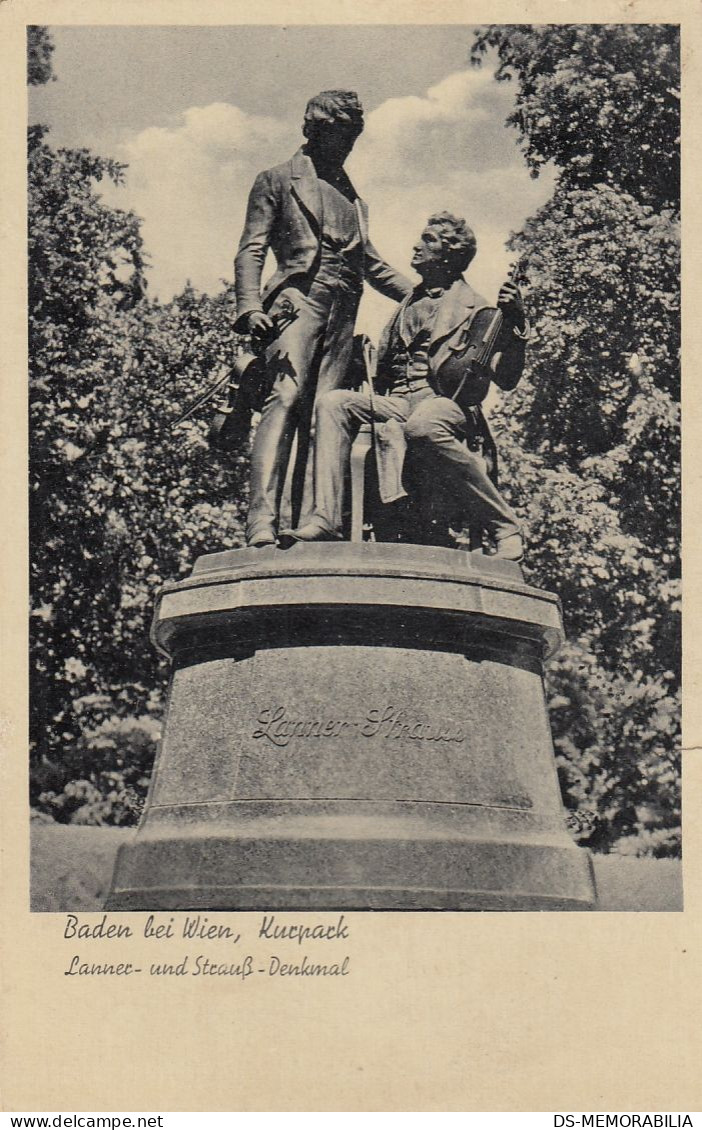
top-left (234, 147), bottom-right (412, 329)
top-left (373, 277), bottom-right (499, 502)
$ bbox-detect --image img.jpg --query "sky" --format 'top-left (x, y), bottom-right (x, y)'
top-left (29, 26), bottom-right (554, 339)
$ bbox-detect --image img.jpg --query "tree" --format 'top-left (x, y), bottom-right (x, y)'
top-left (29, 24), bottom-right (681, 851)
top-left (502, 187), bottom-right (679, 569)
top-left (29, 125), bottom-right (249, 820)
top-left (27, 23), bottom-right (251, 824)
top-left (472, 26), bottom-right (681, 854)
top-left (29, 126), bottom-right (146, 762)
top-left (471, 24), bottom-right (680, 212)
top-left (27, 26), bottom-right (55, 86)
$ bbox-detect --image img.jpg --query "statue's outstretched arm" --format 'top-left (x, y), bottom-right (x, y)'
top-left (364, 239), bottom-right (413, 302)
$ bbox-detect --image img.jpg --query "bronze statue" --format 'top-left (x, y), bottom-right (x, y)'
top-left (281, 212), bottom-right (528, 560)
top-left (233, 90), bottom-right (412, 548)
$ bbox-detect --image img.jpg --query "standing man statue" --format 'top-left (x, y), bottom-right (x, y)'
top-left (282, 212), bottom-right (528, 559)
top-left (234, 90), bottom-right (412, 548)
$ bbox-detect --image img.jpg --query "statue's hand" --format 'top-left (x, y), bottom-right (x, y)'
top-left (246, 310), bottom-right (275, 338)
top-left (497, 281), bottom-right (525, 328)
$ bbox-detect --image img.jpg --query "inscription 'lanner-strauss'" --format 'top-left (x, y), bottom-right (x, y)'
top-left (252, 706), bottom-right (467, 748)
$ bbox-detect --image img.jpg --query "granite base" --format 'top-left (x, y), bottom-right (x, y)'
top-left (107, 543), bottom-right (596, 911)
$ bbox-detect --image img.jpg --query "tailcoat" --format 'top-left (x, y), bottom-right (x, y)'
top-left (234, 147), bottom-right (411, 539)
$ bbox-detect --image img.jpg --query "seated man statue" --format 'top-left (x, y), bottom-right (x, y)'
top-left (281, 211), bottom-right (528, 560)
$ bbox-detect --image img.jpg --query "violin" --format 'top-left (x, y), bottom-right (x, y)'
top-left (436, 260), bottom-right (526, 410)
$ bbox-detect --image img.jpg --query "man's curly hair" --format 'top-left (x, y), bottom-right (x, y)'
top-left (303, 90), bottom-right (364, 140)
top-left (426, 212), bottom-right (477, 273)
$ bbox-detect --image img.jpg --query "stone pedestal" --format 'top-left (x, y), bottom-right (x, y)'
top-left (107, 543), bottom-right (596, 911)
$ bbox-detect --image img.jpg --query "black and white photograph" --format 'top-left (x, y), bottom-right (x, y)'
top-left (25, 22), bottom-right (681, 914)
top-left (2, 3), bottom-right (699, 1115)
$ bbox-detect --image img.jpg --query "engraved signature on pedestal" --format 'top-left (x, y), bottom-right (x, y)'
top-left (252, 705), bottom-right (466, 748)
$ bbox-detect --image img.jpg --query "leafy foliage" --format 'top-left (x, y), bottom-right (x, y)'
top-left (30, 26), bottom-right (680, 855)
top-left (473, 26), bottom-right (680, 855)
top-left (28, 26), bottom-right (55, 87)
top-left (470, 24), bottom-right (680, 211)
top-left (29, 125), bottom-right (249, 811)
top-left (37, 714), bottom-right (159, 826)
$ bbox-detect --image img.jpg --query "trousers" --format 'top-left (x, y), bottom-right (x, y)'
top-left (312, 386), bottom-right (520, 541)
top-left (246, 270), bottom-right (361, 544)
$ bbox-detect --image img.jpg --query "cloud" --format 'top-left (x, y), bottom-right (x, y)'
top-left (348, 69), bottom-right (554, 338)
top-left (102, 102), bottom-right (291, 299)
top-left (103, 68), bottom-right (554, 335)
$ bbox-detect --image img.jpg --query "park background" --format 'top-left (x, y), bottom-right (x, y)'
top-left (27, 24), bottom-right (681, 883)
